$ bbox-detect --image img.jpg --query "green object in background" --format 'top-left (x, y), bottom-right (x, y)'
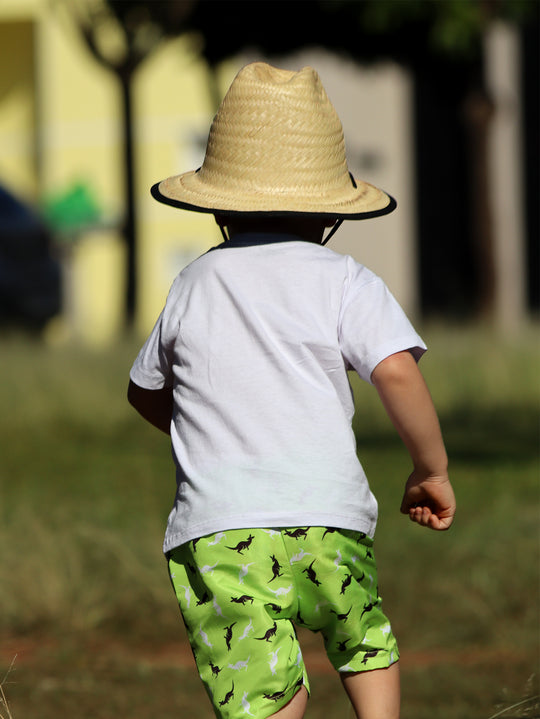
top-left (42, 182), bottom-right (102, 238)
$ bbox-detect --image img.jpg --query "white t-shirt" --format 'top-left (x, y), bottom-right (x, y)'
top-left (130, 235), bottom-right (426, 552)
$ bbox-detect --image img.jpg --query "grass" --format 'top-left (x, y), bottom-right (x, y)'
top-left (0, 325), bottom-right (538, 718)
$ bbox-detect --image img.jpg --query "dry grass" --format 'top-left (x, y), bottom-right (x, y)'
top-left (0, 326), bottom-right (538, 718)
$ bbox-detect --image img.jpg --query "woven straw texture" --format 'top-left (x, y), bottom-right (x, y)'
top-left (154, 63), bottom-right (394, 218)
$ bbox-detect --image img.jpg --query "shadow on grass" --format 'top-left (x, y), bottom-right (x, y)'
top-left (354, 403), bottom-right (540, 466)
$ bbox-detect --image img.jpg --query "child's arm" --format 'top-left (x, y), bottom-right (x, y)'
top-left (371, 350), bottom-right (456, 531)
top-left (127, 380), bottom-right (173, 435)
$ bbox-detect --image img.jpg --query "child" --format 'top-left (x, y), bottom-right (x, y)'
top-left (128, 62), bottom-right (455, 719)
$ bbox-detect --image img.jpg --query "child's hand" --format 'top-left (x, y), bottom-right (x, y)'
top-left (400, 471), bottom-right (456, 531)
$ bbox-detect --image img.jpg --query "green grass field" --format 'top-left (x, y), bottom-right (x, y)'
top-left (1, 326), bottom-right (539, 718)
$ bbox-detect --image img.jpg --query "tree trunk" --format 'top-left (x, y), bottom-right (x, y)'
top-left (120, 72), bottom-right (137, 327)
top-left (463, 86), bottom-right (496, 320)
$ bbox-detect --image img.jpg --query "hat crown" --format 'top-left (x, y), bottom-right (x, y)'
top-left (153, 62), bottom-right (394, 218)
top-left (199, 63), bottom-right (351, 199)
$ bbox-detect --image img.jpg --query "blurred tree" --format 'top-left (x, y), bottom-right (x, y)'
top-left (186, 0), bottom-right (536, 319)
top-left (57, 0), bottom-right (195, 326)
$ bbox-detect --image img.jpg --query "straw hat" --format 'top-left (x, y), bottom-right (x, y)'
top-left (151, 62), bottom-right (396, 220)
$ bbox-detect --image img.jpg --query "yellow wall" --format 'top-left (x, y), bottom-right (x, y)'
top-left (134, 40), bottom-right (237, 333)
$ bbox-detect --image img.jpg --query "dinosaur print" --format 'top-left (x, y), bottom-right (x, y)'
top-left (268, 584), bottom-right (293, 598)
top-left (207, 532), bottom-right (226, 546)
top-left (169, 526), bottom-right (397, 717)
top-left (340, 573), bottom-right (353, 594)
top-left (224, 622), bottom-right (237, 651)
top-left (255, 621), bottom-right (278, 642)
top-left (226, 535), bottom-right (255, 554)
top-left (231, 594), bottom-right (254, 605)
top-left (196, 591), bottom-right (211, 606)
top-left (268, 647), bottom-right (281, 675)
top-left (289, 549), bottom-right (312, 564)
top-left (263, 688), bottom-right (288, 702)
top-left (302, 559), bottom-right (321, 587)
top-left (200, 562), bottom-right (219, 575)
top-left (284, 528), bottom-right (308, 540)
top-left (212, 596), bottom-right (226, 618)
top-left (219, 682), bottom-right (235, 707)
top-left (239, 562), bottom-right (255, 584)
top-left (268, 554), bottom-right (283, 583)
top-left (198, 624), bottom-right (213, 649)
top-left (361, 649), bottom-right (380, 664)
top-left (241, 691), bottom-right (255, 716)
top-left (238, 618), bottom-right (254, 641)
top-left (360, 601), bottom-right (377, 619)
top-left (336, 638), bottom-right (352, 652)
top-left (228, 656), bottom-right (250, 671)
top-left (176, 584), bottom-right (192, 609)
top-left (330, 606), bottom-right (352, 622)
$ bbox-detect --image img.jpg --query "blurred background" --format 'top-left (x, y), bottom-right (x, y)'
top-left (0, 0), bottom-right (538, 344)
top-left (0, 2), bottom-right (539, 718)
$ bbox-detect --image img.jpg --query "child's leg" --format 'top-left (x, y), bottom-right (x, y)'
top-left (341, 662), bottom-right (400, 719)
top-left (269, 686), bottom-right (308, 718)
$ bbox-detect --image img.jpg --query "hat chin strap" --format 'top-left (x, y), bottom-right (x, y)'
top-left (321, 219), bottom-right (343, 246)
top-left (218, 217), bottom-right (343, 244)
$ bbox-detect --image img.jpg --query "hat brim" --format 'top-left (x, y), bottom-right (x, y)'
top-left (150, 174), bottom-right (397, 221)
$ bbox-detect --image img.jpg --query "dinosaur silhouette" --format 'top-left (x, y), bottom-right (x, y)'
top-left (284, 528), bottom-right (308, 540)
top-left (268, 554), bottom-right (283, 583)
top-left (226, 535), bottom-right (255, 554)
top-left (360, 601), bottom-right (377, 619)
top-left (219, 682), bottom-right (235, 707)
top-left (361, 649), bottom-right (380, 664)
top-left (302, 559), bottom-right (321, 587)
top-left (209, 660), bottom-right (221, 678)
top-left (255, 621), bottom-right (278, 642)
top-left (322, 527), bottom-right (338, 539)
top-left (224, 622), bottom-right (237, 651)
top-left (263, 688), bottom-right (287, 702)
top-left (336, 638), bottom-right (352, 652)
top-left (330, 606), bottom-right (352, 622)
top-left (230, 594), bottom-right (254, 605)
top-left (340, 573), bottom-right (353, 595)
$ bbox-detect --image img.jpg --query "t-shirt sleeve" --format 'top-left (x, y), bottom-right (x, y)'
top-left (338, 260), bottom-right (426, 384)
top-left (129, 281), bottom-right (179, 390)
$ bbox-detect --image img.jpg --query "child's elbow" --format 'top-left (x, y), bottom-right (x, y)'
top-left (371, 350), bottom-right (418, 388)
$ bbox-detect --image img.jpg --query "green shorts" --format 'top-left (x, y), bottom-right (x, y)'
top-left (168, 526), bottom-right (399, 718)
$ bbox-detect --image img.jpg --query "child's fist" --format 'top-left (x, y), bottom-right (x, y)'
top-left (400, 472), bottom-right (456, 531)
